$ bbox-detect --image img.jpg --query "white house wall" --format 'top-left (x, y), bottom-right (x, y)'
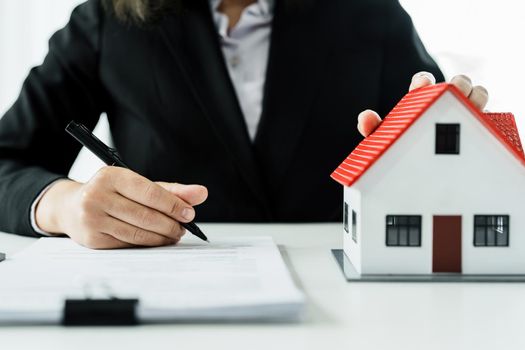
top-left (354, 91), bottom-right (525, 274)
top-left (343, 187), bottom-right (362, 273)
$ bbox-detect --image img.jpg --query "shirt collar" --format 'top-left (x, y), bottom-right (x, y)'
top-left (210, 0), bottom-right (275, 16)
top-left (258, 0), bottom-right (275, 15)
top-left (210, 0), bottom-right (274, 39)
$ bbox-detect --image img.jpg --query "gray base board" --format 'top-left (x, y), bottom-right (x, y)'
top-left (332, 249), bottom-right (525, 282)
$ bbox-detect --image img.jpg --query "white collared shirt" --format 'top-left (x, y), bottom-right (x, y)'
top-left (210, 0), bottom-right (274, 140)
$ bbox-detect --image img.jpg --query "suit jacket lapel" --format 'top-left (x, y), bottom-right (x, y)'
top-left (156, 1), bottom-right (271, 215)
top-left (254, 0), bottom-right (322, 192)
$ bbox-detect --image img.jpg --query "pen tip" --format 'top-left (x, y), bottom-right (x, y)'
top-left (206, 240), bottom-right (210, 243)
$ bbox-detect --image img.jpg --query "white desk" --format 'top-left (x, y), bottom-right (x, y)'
top-left (0, 223), bottom-right (524, 350)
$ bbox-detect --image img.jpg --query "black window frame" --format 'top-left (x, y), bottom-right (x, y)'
top-left (473, 215), bottom-right (510, 247)
top-left (435, 123), bottom-right (460, 154)
top-left (386, 215), bottom-right (422, 247)
top-left (344, 202), bottom-right (349, 234)
top-left (351, 210), bottom-right (357, 243)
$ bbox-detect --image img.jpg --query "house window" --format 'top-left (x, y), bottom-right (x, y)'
top-left (474, 215), bottom-right (509, 247)
top-left (435, 124), bottom-right (460, 154)
top-left (352, 210), bottom-right (357, 243)
top-left (386, 215), bottom-right (422, 247)
top-left (344, 202), bottom-right (349, 233)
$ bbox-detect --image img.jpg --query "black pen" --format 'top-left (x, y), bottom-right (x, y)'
top-left (65, 121), bottom-right (208, 243)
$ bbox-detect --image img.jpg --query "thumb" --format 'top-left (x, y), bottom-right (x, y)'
top-left (156, 182), bottom-right (208, 207)
top-left (409, 71), bottom-right (436, 91)
top-left (357, 109), bottom-right (382, 137)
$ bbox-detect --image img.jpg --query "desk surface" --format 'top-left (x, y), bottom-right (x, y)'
top-left (1, 223), bottom-right (524, 350)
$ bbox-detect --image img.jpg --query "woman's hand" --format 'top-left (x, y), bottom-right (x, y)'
top-left (35, 166), bottom-right (208, 249)
top-left (357, 72), bottom-right (490, 137)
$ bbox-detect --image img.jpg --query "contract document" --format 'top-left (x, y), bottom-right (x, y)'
top-left (0, 236), bottom-right (304, 324)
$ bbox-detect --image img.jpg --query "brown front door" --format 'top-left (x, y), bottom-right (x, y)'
top-left (433, 216), bottom-right (462, 273)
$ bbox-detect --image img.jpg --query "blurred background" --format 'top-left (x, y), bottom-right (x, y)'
top-left (1, 0), bottom-right (523, 181)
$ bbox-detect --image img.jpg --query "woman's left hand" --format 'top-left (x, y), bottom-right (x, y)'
top-left (357, 72), bottom-right (490, 137)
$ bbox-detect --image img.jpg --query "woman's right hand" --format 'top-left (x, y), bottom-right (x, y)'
top-left (35, 166), bottom-right (208, 249)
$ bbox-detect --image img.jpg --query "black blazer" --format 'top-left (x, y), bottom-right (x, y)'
top-left (0, 0), bottom-right (443, 237)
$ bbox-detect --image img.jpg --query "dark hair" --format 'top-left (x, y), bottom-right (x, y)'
top-left (104, 0), bottom-right (308, 24)
top-left (103, 0), bottom-right (181, 24)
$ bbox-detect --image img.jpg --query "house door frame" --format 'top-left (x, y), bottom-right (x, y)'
top-left (432, 215), bottom-right (462, 273)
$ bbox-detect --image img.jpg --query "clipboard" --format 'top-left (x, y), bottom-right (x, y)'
top-left (0, 237), bottom-right (305, 325)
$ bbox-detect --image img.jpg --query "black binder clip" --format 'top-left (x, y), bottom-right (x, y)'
top-left (62, 281), bottom-right (139, 326)
top-left (0, 252), bottom-right (5, 262)
top-left (63, 298), bottom-right (139, 326)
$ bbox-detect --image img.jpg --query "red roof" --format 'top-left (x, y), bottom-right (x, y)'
top-left (331, 83), bottom-right (525, 187)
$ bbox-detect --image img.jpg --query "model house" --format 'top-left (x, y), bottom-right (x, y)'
top-left (331, 83), bottom-right (525, 275)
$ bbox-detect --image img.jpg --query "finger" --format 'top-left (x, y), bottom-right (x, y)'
top-left (450, 75), bottom-right (473, 97)
top-left (82, 232), bottom-right (135, 250)
top-left (156, 183), bottom-right (208, 207)
top-left (409, 71), bottom-right (436, 91)
top-left (357, 109), bottom-right (382, 137)
top-left (103, 192), bottom-right (185, 241)
top-left (468, 85), bottom-right (489, 111)
top-left (111, 169), bottom-right (196, 223)
top-left (101, 215), bottom-right (178, 247)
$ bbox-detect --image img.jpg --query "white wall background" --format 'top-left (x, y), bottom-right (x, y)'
top-left (0, 0), bottom-right (524, 181)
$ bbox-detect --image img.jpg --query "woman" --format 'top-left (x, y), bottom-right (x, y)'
top-left (0, 0), bottom-right (488, 248)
